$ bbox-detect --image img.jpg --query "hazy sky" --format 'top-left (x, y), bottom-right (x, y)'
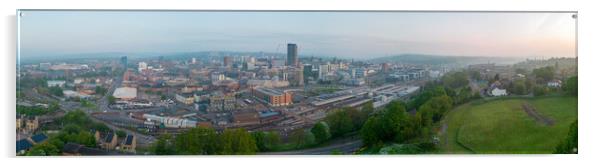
top-left (19, 11), bottom-right (576, 59)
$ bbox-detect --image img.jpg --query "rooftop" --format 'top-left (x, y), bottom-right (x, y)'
top-left (254, 87), bottom-right (287, 96)
top-left (113, 87), bottom-right (137, 99)
top-left (16, 139), bottom-right (33, 152)
top-left (124, 135), bottom-right (134, 146)
top-left (62, 142), bottom-right (114, 155)
top-left (30, 133), bottom-right (48, 144)
top-left (104, 133), bottom-right (114, 143)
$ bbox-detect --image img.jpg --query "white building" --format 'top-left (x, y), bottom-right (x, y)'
top-left (143, 114), bottom-right (197, 128)
top-left (211, 73), bottom-right (226, 82)
top-left (47, 80), bottom-right (66, 87)
top-left (113, 87), bottom-right (137, 100)
top-left (63, 90), bottom-right (92, 99)
top-left (491, 88), bottom-right (507, 97)
top-left (138, 62), bottom-right (148, 72)
top-left (547, 80), bottom-right (562, 88)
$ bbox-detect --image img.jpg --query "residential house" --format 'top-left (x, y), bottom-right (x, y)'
top-left (491, 88), bottom-right (508, 97)
top-left (25, 116), bottom-right (39, 133)
top-left (547, 80), bottom-right (563, 88)
top-left (121, 135), bottom-right (136, 153)
top-left (100, 132), bottom-right (118, 150)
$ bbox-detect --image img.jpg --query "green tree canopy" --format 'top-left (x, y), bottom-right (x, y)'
top-left (325, 109), bottom-right (353, 138)
top-left (174, 127), bottom-right (218, 155)
top-left (533, 66), bottom-right (555, 83)
top-left (311, 122), bottom-right (331, 144)
top-left (563, 76), bottom-right (577, 96)
top-left (219, 128), bottom-right (258, 155)
top-left (555, 120), bottom-right (577, 154)
top-left (26, 142), bottom-right (60, 156)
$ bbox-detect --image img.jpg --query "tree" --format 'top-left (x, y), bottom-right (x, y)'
top-left (17, 105), bottom-right (50, 116)
top-left (264, 131), bottom-right (281, 150)
top-left (95, 86), bottom-right (108, 95)
top-left (515, 68), bottom-right (527, 75)
top-left (420, 95), bottom-right (453, 123)
top-left (534, 85), bottom-right (549, 96)
top-left (360, 117), bottom-right (382, 146)
top-left (26, 142), bottom-right (60, 156)
top-left (61, 110), bottom-right (90, 126)
top-left (380, 101), bottom-right (408, 142)
top-left (469, 70), bottom-right (482, 80)
top-left (252, 132), bottom-right (267, 152)
top-left (510, 79), bottom-right (527, 95)
top-left (116, 130), bottom-right (127, 138)
top-left (563, 76), bottom-right (577, 96)
top-left (325, 109), bottom-right (353, 138)
top-left (345, 107), bottom-right (369, 130)
top-left (49, 101), bottom-right (60, 112)
top-left (174, 127), bottom-right (218, 155)
top-left (311, 122), bottom-right (331, 144)
top-left (56, 126), bottom-right (96, 148)
top-left (252, 131), bottom-right (281, 152)
top-left (291, 128), bottom-right (315, 148)
top-left (417, 104), bottom-right (435, 128)
top-left (408, 86), bottom-right (447, 110)
top-left (453, 87), bottom-right (473, 105)
top-left (442, 71), bottom-right (469, 89)
top-left (533, 66), bottom-right (555, 83)
top-left (219, 128), bottom-right (258, 155)
top-left (49, 86), bottom-right (64, 97)
top-left (555, 120), bottom-right (577, 154)
top-left (107, 95), bottom-right (116, 105)
top-left (153, 134), bottom-right (175, 155)
top-left (91, 122), bottom-right (111, 133)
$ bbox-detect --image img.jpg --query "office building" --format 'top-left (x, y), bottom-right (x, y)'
top-left (287, 43), bottom-right (298, 67)
top-left (224, 56), bottom-right (232, 67)
top-left (120, 56), bottom-right (127, 69)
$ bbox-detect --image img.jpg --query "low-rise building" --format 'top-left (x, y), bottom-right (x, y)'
top-left (100, 132), bottom-right (118, 150)
top-left (16, 115), bottom-right (23, 131)
top-left (233, 111), bottom-right (260, 127)
top-left (143, 114), bottom-right (198, 128)
top-left (25, 116), bottom-right (39, 132)
top-left (547, 80), bottom-right (563, 88)
top-left (47, 80), bottom-right (66, 87)
top-left (121, 135), bottom-right (136, 153)
top-left (491, 88), bottom-right (508, 97)
top-left (175, 93), bottom-right (195, 105)
top-left (251, 87), bottom-right (293, 107)
top-left (113, 87), bottom-right (137, 100)
top-left (63, 90), bottom-right (92, 99)
top-left (209, 94), bottom-right (236, 112)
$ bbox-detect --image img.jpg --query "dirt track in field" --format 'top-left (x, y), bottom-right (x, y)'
top-left (522, 103), bottom-right (555, 126)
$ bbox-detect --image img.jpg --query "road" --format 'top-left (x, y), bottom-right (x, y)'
top-left (260, 138), bottom-right (363, 155)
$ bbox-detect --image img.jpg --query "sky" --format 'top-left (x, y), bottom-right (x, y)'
top-left (18, 11), bottom-right (577, 59)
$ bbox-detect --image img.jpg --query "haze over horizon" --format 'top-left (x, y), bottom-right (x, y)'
top-left (19, 11), bottom-right (577, 59)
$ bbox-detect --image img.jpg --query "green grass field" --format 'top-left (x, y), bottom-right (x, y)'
top-left (438, 96), bottom-right (577, 154)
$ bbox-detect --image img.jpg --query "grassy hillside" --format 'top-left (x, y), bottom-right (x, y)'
top-left (438, 96), bottom-right (577, 154)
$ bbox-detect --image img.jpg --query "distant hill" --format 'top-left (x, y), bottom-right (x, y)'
top-left (369, 54), bottom-right (523, 66)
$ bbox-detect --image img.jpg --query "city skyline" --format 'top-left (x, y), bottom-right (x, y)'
top-left (19, 11), bottom-right (576, 59)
